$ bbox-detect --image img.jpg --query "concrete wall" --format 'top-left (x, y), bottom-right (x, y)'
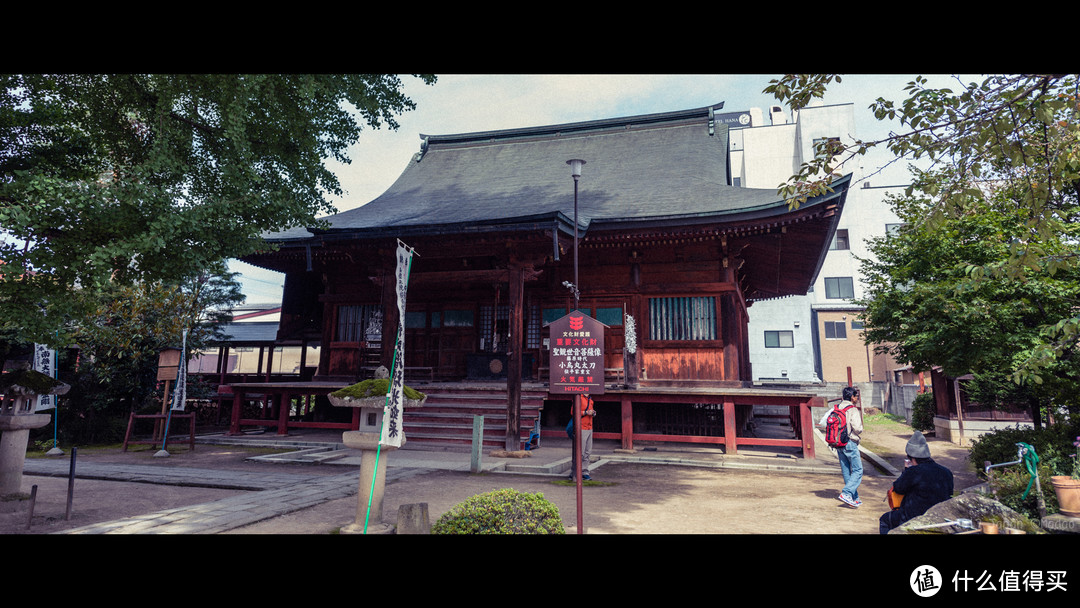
top-left (933, 416), bottom-right (1034, 446)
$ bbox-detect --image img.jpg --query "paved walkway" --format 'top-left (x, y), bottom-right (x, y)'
top-left (20, 456), bottom-right (440, 534)
top-left (20, 425), bottom-right (878, 534)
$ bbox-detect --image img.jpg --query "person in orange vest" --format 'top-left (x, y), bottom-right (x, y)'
top-left (569, 396), bottom-right (596, 481)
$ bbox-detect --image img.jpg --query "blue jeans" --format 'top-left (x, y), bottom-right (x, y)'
top-left (838, 441), bottom-right (862, 501)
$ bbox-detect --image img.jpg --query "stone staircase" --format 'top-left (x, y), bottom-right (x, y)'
top-left (401, 383), bottom-right (547, 452)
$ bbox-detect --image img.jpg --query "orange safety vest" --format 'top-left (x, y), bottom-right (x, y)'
top-left (576, 396), bottom-right (594, 431)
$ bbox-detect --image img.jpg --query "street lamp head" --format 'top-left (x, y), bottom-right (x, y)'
top-left (566, 158), bottom-right (585, 178)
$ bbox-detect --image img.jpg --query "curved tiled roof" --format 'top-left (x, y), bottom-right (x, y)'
top-left (264, 103), bottom-right (809, 242)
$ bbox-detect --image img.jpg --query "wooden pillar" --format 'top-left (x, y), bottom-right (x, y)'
top-left (720, 260), bottom-right (740, 382)
top-left (721, 295), bottom-right (740, 381)
top-left (800, 397), bottom-right (817, 459)
top-left (505, 264), bottom-right (524, 451)
top-left (265, 346), bottom-right (275, 381)
top-left (620, 394), bottom-right (634, 450)
top-left (723, 396), bottom-right (737, 455)
top-left (229, 390), bottom-right (242, 435)
top-left (277, 390), bottom-right (290, 435)
top-left (318, 300), bottom-right (334, 377)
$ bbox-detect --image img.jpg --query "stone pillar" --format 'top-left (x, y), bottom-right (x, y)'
top-left (339, 430), bottom-right (396, 535)
top-left (0, 413), bottom-right (51, 497)
top-left (0, 367), bottom-right (65, 509)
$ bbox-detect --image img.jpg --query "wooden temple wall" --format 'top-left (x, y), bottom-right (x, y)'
top-left (289, 236), bottom-right (757, 386)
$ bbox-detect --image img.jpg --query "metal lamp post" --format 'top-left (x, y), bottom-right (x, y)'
top-left (565, 158), bottom-right (587, 533)
top-left (566, 159), bottom-right (585, 311)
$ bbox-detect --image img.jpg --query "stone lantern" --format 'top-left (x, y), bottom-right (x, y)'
top-left (0, 366), bottom-right (70, 510)
top-left (328, 367), bottom-right (426, 534)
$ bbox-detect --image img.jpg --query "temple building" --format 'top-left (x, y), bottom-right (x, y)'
top-left (235, 102), bottom-right (850, 455)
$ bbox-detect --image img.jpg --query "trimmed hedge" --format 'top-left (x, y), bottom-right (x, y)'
top-left (431, 488), bottom-right (565, 534)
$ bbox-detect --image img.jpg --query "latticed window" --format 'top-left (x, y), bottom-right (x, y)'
top-left (648, 296), bottom-right (717, 341)
top-left (479, 304), bottom-right (508, 353)
top-left (480, 304), bottom-right (543, 351)
top-left (336, 304), bottom-right (382, 342)
top-left (526, 304), bottom-right (541, 349)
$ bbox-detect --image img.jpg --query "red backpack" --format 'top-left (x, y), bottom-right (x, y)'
top-left (824, 404), bottom-right (854, 448)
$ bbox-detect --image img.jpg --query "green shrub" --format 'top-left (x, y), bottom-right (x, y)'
top-left (910, 391), bottom-right (935, 432)
top-left (431, 488), bottom-right (565, 534)
top-left (985, 461), bottom-right (1059, 520)
top-left (969, 422), bottom-right (1080, 479)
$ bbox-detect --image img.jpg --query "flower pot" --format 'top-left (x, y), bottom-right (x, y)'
top-left (1051, 476), bottom-right (1080, 518)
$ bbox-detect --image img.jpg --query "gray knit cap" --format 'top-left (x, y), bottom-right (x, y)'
top-left (906, 431), bottom-right (932, 459)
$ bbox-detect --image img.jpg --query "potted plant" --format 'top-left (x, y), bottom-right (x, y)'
top-left (1050, 436), bottom-right (1080, 518)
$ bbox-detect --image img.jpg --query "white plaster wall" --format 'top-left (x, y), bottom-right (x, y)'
top-left (746, 294), bottom-right (818, 381)
top-left (739, 124), bottom-right (798, 189)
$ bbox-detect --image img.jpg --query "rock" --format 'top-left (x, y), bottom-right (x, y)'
top-left (396, 503), bottom-right (430, 534)
top-left (489, 450), bottom-right (531, 459)
top-left (891, 492), bottom-right (1045, 534)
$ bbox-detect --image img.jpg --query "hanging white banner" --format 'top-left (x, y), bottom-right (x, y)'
top-left (382, 241), bottom-right (414, 447)
top-left (33, 343), bottom-right (57, 411)
top-left (171, 329), bottom-right (188, 411)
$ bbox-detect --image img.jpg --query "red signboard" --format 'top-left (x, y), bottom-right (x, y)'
top-left (548, 311), bottom-right (605, 395)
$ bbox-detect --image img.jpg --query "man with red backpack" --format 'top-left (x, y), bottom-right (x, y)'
top-left (822, 386), bottom-right (863, 508)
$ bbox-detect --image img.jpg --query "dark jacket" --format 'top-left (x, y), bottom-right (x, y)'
top-left (892, 458), bottom-right (954, 522)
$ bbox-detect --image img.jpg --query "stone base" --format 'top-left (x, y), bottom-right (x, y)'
top-left (340, 522), bottom-right (395, 535)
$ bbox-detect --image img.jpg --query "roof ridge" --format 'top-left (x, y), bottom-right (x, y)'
top-left (419, 102), bottom-right (726, 147)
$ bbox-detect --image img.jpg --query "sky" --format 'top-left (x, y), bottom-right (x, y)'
top-left (232, 73), bottom-right (974, 304)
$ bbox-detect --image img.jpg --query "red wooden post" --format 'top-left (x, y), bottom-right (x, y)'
top-left (277, 390), bottom-right (290, 435)
top-left (723, 396), bottom-right (737, 455)
top-left (620, 394), bottom-right (634, 450)
top-left (229, 390), bottom-right (242, 435)
top-left (800, 397), bottom-right (817, 459)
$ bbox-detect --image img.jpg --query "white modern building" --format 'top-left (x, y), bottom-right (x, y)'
top-left (728, 101), bottom-right (909, 397)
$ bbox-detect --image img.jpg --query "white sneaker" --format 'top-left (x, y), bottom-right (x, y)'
top-left (838, 493), bottom-right (859, 508)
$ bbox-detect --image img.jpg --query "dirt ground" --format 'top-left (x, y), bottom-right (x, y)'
top-left (224, 422), bottom-right (981, 535)
top-left (1, 422), bottom-right (980, 535)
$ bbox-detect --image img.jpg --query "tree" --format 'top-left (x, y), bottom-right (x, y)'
top-left (0, 74), bottom-right (436, 355)
top-left (766, 74), bottom-right (1080, 385)
top-left (56, 263), bottom-right (244, 442)
top-left (858, 184), bottom-right (1080, 425)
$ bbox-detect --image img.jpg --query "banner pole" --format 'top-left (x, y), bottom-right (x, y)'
top-left (364, 240), bottom-right (415, 533)
top-left (157, 329), bottom-right (187, 457)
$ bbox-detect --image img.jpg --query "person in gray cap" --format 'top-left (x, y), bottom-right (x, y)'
top-left (879, 431), bottom-right (955, 534)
